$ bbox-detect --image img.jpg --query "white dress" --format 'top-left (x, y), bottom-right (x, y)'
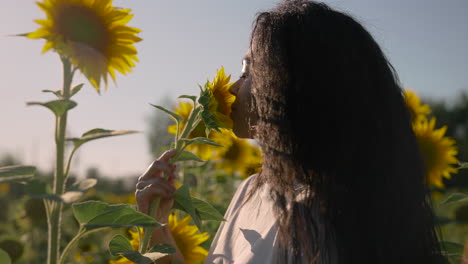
top-left (204, 174), bottom-right (281, 264)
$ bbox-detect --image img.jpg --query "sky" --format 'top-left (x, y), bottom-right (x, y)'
top-left (1, 0), bottom-right (467, 179)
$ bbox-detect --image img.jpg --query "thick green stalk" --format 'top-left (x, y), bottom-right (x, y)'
top-left (58, 227), bottom-right (107, 264)
top-left (47, 57), bottom-right (73, 264)
top-left (140, 197), bottom-right (161, 253)
top-left (141, 105), bottom-right (201, 253)
top-left (178, 106), bottom-right (202, 143)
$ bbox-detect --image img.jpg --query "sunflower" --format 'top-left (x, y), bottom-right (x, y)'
top-left (0, 184), bottom-right (9, 194)
top-left (109, 215), bottom-right (209, 264)
top-left (206, 67), bottom-right (236, 129)
top-left (212, 130), bottom-right (263, 179)
top-left (404, 89), bottom-right (431, 123)
top-left (28, 0), bottom-right (142, 91)
top-left (168, 101), bottom-right (218, 160)
top-left (413, 117), bottom-right (459, 188)
top-left (169, 214), bottom-right (210, 264)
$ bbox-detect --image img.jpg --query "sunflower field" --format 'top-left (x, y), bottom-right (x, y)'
top-left (1, 1), bottom-right (468, 264)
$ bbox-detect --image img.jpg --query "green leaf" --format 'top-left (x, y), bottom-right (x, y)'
top-left (73, 178), bottom-right (97, 192)
top-left (24, 179), bottom-right (62, 202)
top-left (179, 137), bottom-right (223, 148)
top-left (67, 128), bottom-right (139, 150)
top-left (27, 99), bottom-right (77, 117)
top-left (149, 243), bottom-right (176, 254)
top-left (198, 82), bottom-right (211, 106)
top-left (435, 215), bottom-right (456, 225)
top-left (191, 197), bottom-right (225, 221)
top-left (150, 104), bottom-right (183, 124)
top-left (71, 83), bottom-right (84, 97)
top-left (63, 179), bottom-right (97, 203)
top-left (0, 165), bottom-right (35, 182)
top-left (42, 89), bottom-right (63, 99)
top-left (458, 162), bottom-right (468, 169)
top-left (171, 151), bottom-right (204, 163)
top-left (441, 193), bottom-right (468, 205)
top-left (72, 201), bottom-right (161, 231)
top-left (0, 249), bottom-right (11, 264)
top-left (109, 235), bottom-right (152, 264)
top-left (197, 82), bottom-right (222, 134)
top-left (61, 191), bottom-right (84, 203)
top-left (173, 185), bottom-right (201, 229)
top-left (109, 234), bottom-right (133, 253)
top-left (109, 235), bottom-right (171, 264)
top-left (178, 95), bottom-right (197, 104)
top-left (200, 110), bottom-right (221, 132)
top-left (440, 241), bottom-right (464, 257)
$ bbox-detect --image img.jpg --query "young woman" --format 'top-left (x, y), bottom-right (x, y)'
top-left (136, 1), bottom-right (444, 263)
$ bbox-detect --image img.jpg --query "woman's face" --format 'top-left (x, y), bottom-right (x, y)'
top-left (230, 56), bottom-right (257, 139)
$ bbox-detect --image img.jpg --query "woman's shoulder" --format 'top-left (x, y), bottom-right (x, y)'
top-left (224, 174), bottom-right (259, 216)
top-left (237, 173), bottom-right (258, 193)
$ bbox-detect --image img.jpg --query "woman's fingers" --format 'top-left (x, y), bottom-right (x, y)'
top-left (135, 150), bottom-right (178, 216)
top-left (136, 177), bottom-right (176, 193)
top-left (158, 149), bottom-right (177, 162)
top-left (135, 182), bottom-right (174, 215)
top-left (168, 164), bottom-right (177, 184)
top-left (139, 149), bottom-right (177, 181)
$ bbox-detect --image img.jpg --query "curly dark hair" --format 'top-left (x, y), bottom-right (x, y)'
top-left (247, 1), bottom-right (443, 263)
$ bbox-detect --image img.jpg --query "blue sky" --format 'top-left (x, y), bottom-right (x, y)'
top-left (1, 0), bottom-right (467, 178)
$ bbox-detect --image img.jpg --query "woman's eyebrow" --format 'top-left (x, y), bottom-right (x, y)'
top-left (242, 56), bottom-right (251, 64)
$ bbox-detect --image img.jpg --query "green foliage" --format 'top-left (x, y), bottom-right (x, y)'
top-left (109, 235), bottom-right (174, 264)
top-left (178, 95), bottom-right (197, 104)
top-left (27, 99), bottom-right (77, 117)
top-left (67, 128), bottom-right (139, 150)
top-left (171, 151), bottom-right (204, 163)
top-left (147, 96), bottom-right (176, 157)
top-left (442, 193), bottom-right (468, 205)
top-left (179, 137), bottom-right (223, 148)
top-left (190, 197), bottom-right (225, 222)
top-left (0, 240), bottom-right (23, 263)
top-left (0, 165), bottom-right (35, 182)
top-left (72, 201), bottom-right (161, 231)
top-left (150, 104), bottom-right (184, 124)
top-left (198, 82), bottom-right (221, 135)
top-left (0, 249), bottom-right (11, 264)
top-left (70, 83), bottom-right (84, 97)
top-left (440, 241), bottom-right (464, 258)
top-left (42, 84), bottom-right (83, 99)
top-left (71, 178), bottom-right (98, 192)
top-left (173, 185), bottom-right (201, 229)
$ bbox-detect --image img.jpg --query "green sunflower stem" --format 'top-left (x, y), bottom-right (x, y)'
top-left (47, 57), bottom-right (73, 264)
top-left (58, 228), bottom-right (85, 264)
top-left (177, 106), bottom-right (202, 148)
top-left (141, 197), bottom-right (161, 253)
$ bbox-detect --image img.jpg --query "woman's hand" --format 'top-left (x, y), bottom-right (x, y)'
top-left (135, 149), bottom-right (177, 223)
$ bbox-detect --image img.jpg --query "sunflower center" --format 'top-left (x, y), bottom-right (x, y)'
top-left (417, 137), bottom-right (439, 172)
top-left (224, 141), bottom-right (240, 161)
top-left (55, 4), bottom-right (109, 53)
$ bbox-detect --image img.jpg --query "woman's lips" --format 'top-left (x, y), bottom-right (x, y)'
top-left (230, 105), bottom-right (237, 118)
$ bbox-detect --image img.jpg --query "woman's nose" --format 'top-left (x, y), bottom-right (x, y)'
top-left (230, 79), bottom-right (241, 96)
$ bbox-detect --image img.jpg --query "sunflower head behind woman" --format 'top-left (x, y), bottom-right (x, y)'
top-left (28, 0), bottom-right (142, 91)
top-left (109, 214), bottom-right (209, 264)
top-left (403, 89), bottom-right (459, 188)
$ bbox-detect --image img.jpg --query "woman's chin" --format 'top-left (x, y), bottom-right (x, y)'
top-left (232, 125), bottom-right (252, 139)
